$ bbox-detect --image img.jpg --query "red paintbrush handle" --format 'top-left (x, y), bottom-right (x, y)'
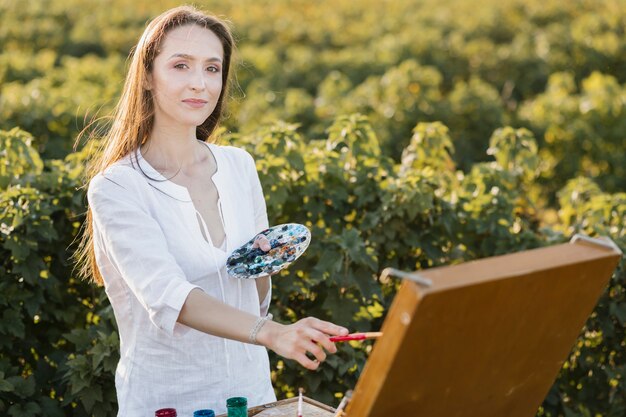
top-left (330, 333), bottom-right (367, 342)
top-left (329, 332), bottom-right (383, 342)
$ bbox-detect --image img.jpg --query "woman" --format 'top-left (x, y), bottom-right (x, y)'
top-left (75, 6), bottom-right (348, 416)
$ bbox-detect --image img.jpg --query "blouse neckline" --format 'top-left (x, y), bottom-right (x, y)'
top-left (133, 140), bottom-right (221, 202)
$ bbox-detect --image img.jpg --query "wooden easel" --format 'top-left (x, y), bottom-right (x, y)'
top-left (345, 235), bottom-right (621, 416)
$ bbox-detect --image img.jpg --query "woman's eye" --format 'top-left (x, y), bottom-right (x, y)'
top-left (207, 66), bottom-right (220, 73)
top-left (174, 63), bottom-right (188, 69)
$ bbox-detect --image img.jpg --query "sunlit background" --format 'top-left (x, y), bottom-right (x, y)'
top-left (1, 0), bottom-right (625, 415)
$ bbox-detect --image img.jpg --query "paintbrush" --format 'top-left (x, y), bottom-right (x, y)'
top-left (297, 387), bottom-right (304, 417)
top-left (332, 390), bottom-right (353, 417)
top-left (329, 332), bottom-right (382, 342)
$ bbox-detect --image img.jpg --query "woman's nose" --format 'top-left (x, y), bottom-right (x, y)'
top-left (189, 70), bottom-right (206, 91)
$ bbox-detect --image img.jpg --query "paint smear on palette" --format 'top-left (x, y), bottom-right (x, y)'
top-left (227, 223), bottom-right (311, 279)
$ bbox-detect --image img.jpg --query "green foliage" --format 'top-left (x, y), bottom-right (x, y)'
top-left (446, 77), bottom-right (507, 170)
top-left (519, 71), bottom-right (626, 195)
top-left (0, 128), bottom-right (116, 415)
top-left (0, 128), bottom-right (44, 188)
top-left (539, 178), bottom-right (626, 417)
top-left (0, 54), bottom-right (124, 159)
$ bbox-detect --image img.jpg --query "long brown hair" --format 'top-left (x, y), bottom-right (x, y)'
top-left (74, 6), bottom-right (235, 286)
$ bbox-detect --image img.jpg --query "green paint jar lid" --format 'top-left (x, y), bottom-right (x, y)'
top-left (226, 397), bottom-right (247, 417)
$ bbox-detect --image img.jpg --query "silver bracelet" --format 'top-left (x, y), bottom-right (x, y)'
top-left (249, 313), bottom-right (273, 345)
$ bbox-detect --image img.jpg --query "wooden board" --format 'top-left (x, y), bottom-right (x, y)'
top-left (216, 396), bottom-right (335, 417)
top-left (346, 238), bottom-right (622, 417)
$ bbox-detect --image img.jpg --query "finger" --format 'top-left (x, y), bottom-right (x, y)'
top-left (308, 317), bottom-right (349, 336)
top-left (252, 235), bottom-right (272, 251)
top-left (308, 329), bottom-right (337, 354)
top-left (303, 340), bottom-right (327, 363)
top-left (294, 353), bottom-right (319, 370)
top-left (258, 236), bottom-right (271, 251)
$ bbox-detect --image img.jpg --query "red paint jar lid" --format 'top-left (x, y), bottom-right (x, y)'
top-left (155, 408), bottom-right (177, 417)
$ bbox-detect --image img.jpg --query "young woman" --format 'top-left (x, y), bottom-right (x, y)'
top-left (75, 6), bottom-right (348, 416)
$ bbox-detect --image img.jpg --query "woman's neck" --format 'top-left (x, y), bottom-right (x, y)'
top-left (140, 123), bottom-right (208, 176)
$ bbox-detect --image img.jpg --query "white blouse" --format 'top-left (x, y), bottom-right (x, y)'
top-left (88, 141), bottom-right (276, 416)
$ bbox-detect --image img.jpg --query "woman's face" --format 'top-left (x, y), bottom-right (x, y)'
top-left (146, 24), bottom-right (224, 129)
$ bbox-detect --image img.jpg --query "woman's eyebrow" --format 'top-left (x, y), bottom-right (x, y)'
top-left (167, 53), bottom-right (222, 63)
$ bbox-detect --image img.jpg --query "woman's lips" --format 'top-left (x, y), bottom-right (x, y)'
top-left (182, 99), bottom-right (208, 108)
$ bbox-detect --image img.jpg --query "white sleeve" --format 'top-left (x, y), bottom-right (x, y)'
top-left (244, 151), bottom-right (272, 314)
top-left (88, 170), bottom-right (201, 336)
top-left (245, 151), bottom-right (269, 233)
top-left (259, 286), bottom-right (272, 317)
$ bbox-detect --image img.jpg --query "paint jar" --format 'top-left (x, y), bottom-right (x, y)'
top-left (193, 410), bottom-right (215, 417)
top-left (155, 408), bottom-right (177, 417)
top-left (226, 396), bottom-right (247, 417)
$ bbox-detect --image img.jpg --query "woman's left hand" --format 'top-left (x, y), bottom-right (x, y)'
top-left (252, 234), bottom-right (272, 252)
top-left (251, 234), bottom-right (279, 277)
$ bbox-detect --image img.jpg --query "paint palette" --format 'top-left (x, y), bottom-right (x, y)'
top-left (227, 223), bottom-right (311, 279)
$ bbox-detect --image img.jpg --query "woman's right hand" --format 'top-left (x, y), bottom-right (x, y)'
top-left (257, 317), bottom-right (349, 370)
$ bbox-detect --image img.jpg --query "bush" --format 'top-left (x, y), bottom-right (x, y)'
top-left (2, 0), bottom-right (626, 415)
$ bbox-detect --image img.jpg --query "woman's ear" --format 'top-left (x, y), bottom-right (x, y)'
top-left (143, 73), bottom-right (153, 91)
